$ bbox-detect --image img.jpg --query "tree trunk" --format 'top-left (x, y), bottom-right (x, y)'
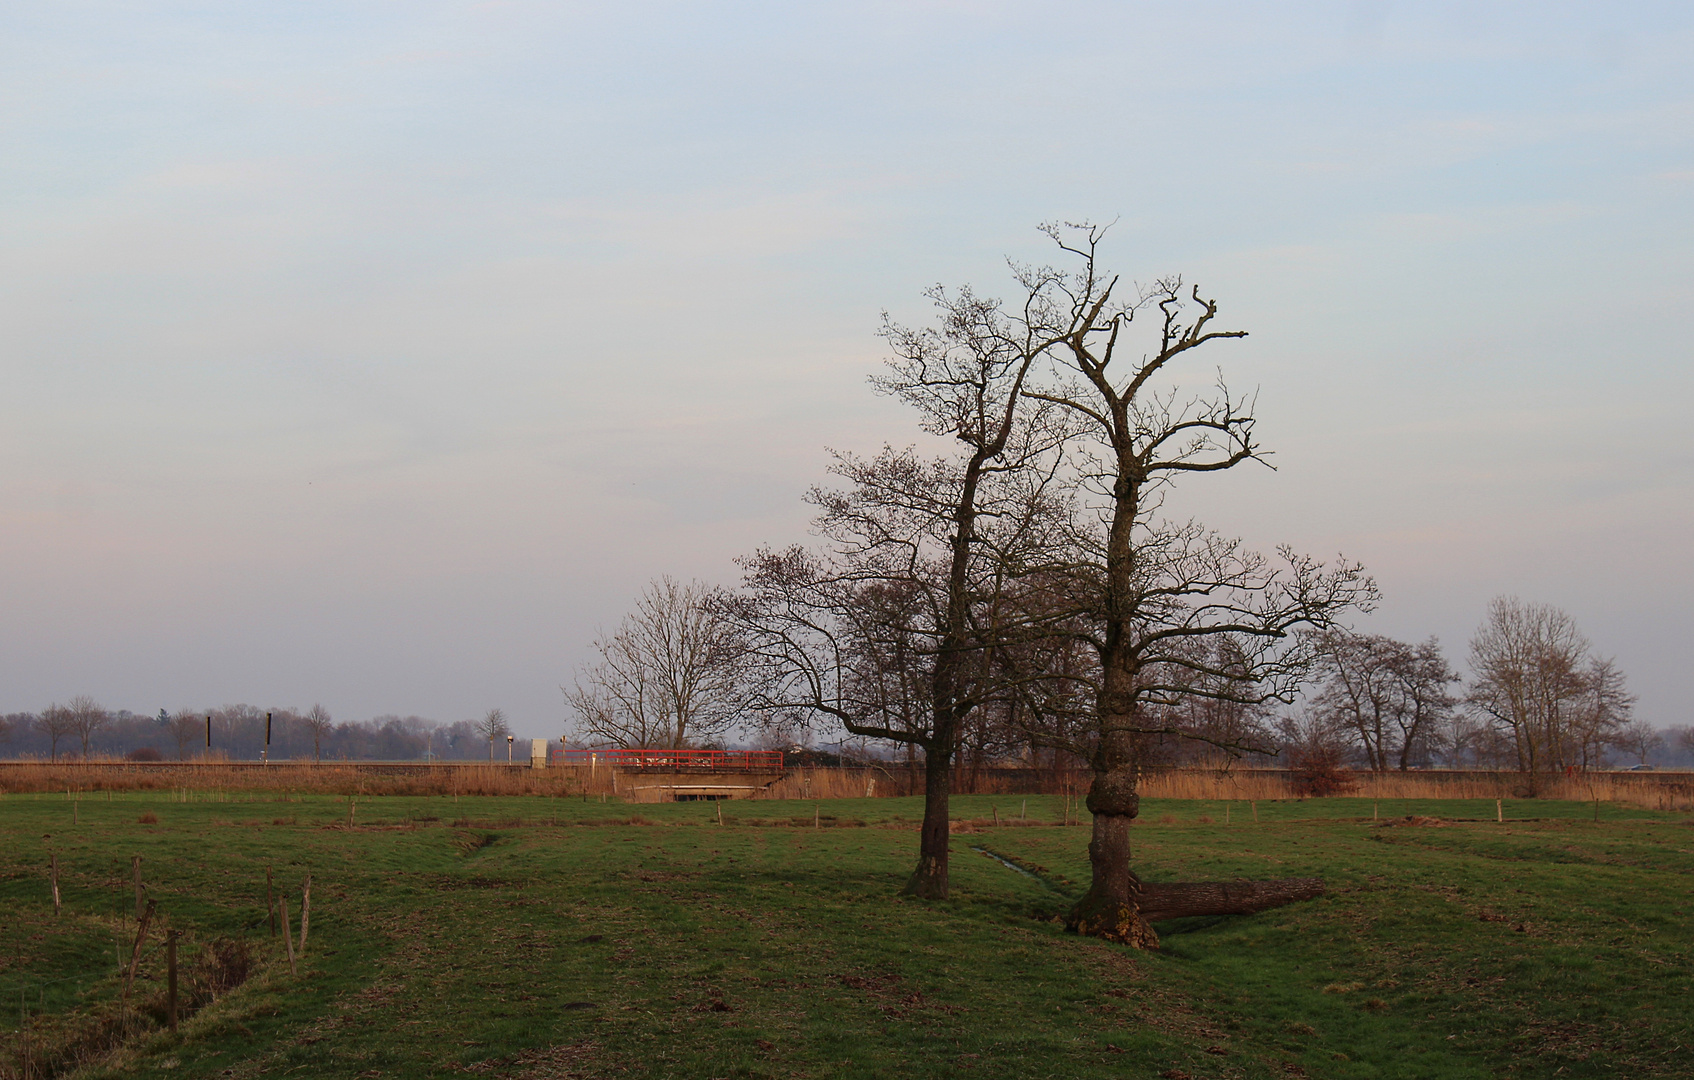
top-left (1131, 879), bottom-right (1324, 922)
top-left (1066, 740), bottom-right (1159, 948)
top-left (902, 743), bottom-right (953, 899)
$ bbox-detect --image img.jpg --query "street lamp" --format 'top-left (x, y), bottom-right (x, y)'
top-left (506, 734), bottom-right (514, 764)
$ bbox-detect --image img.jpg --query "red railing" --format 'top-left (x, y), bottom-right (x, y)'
top-left (551, 748), bottom-right (784, 770)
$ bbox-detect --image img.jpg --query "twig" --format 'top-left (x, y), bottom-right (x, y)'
top-left (123, 899), bottom-right (156, 1000)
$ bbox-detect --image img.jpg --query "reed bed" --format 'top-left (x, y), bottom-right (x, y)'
top-left (0, 760), bottom-right (614, 798)
top-left (2, 760), bottom-right (1688, 810)
top-left (1139, 768), bottom-right (1694, 811)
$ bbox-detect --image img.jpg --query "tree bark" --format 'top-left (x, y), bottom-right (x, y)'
top-left (901, 742), bottom-right (953, 899)
top-left (1131, 878), bottom-right (1324, 922)
top-left (1066, 744), bottom-right (1159, 947)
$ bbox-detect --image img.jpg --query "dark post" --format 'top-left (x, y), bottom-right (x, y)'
top-left (264, 712), bottom-right (272, 766)
top-left (205, 715), bottom-right (212, 750)
top-left (167, 931), bottom-right (179, 1031)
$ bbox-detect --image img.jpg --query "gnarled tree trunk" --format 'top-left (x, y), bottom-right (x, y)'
top-left (1065, 748), bottom-right (1159, 948)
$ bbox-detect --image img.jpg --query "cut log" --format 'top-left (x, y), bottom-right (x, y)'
top-left (1132, 878), bottom-right (1324, 923)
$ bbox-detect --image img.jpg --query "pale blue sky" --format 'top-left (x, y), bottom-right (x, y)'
top-left (3, 2), bottom-right (1690, 737)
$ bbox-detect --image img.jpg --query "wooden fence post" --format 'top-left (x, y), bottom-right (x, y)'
top-left (279, 895), bottom-right (297, 976)
top-left (298, 875), bottom-right (312, 958)
top-left (167, 931), bottom-right (179, 1032)
top-left (50, 855), bottom-right (61, 916)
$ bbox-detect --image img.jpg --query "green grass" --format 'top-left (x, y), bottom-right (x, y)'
top-left (1, 790), bottom-right (1689, 1078)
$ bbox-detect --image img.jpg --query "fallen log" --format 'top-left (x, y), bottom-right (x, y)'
top-left (1132, 878), bottom-right (1324, 923)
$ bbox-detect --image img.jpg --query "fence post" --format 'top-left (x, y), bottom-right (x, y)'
top-left (298, 875), bottom-right (312, 958)
top-left (279, 895), bottom-right (297, 976)
top-left (50, 855), bottom-right (61, 916)
top-left (167, 930), bottom-right (179, 1032)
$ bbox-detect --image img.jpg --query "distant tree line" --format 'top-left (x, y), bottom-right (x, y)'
top-left (0, 703), bottom-right (533, 763)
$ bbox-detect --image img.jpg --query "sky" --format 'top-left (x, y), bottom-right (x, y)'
top-left (2, 1), bottom-right (1690, 740)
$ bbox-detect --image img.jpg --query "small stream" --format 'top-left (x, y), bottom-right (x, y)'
top-left (970, 846), bottom-right (1066, 893)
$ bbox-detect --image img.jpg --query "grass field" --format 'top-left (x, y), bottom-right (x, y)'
top-left (1, 791), bottom-right (1689, 1079)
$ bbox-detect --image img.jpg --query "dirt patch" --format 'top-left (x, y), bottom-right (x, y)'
top-left (460, 1038), bottom-right (603, 1078)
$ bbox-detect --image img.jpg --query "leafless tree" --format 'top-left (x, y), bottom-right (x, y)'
top-left (1613, 718), bottom-right (1662, 767)
top-left (67, 695), bottom-right (111, 759)
top-left (565, 577), bottom-right (744, 751)
top-left (1467, 596), bottom-right (1634, 783)
top-left (166, 710), bottom-right (203, 761)
top-left (1672, 726), bottom-right (1694, 765)
top-left (38, 705), bottom-right (76, 761)
top-left (729, 277), bottom-right (1080, 898)
top-left (475, 708), bottom-right (510, 760)
top-left (301, 704), bottom-right (334, 762)
top-left (1309, 632), bottom-right (1457, 771)
top-left (1014, 223), bottom-right (1375, 945)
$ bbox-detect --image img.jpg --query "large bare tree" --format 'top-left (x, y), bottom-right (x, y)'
top-left (475, 708), bottom-right (511, 760)
top-left (730, 276), bottom-right (1077, 898)
top-left (167, 709), bottom-right (204, 761)
top-left (37, 704), bottom-right (76, 761)
top-left (67, 695), bottom-right (111, 759)
top-left (566, 576), bottom-right (743, 750)
top-left (301, 704), bottom-right (334, 762)
top-left (1310, 631), bottom-right (1458, 772)
top-left (1467, 596), bottom-right (1634, 782)
top-left (1015, 223), bottom-right (1375, 945)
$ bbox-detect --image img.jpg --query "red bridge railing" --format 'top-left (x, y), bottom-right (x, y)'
top-left (552, 748), bottom-right (784, 770)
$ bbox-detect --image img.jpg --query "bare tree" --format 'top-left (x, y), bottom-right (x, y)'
top-left (1016, 223), bottom-right (1374, 945)
top-left (301, 704), bottom-right (334, 762)
top-left (566, 577), bottom-right (743, 750)
top-left (1310, 632), bottom-right (1457, 771)
top-left (38, 705), bottom-right (75, 761)
top-left (1467, 596), bottom-right (1633, 783)
top-left (1672, 726), bottom-right (1694, 765)
top-left (475, 708), bottom-right (511, 760)
top-left (731, 279), bottom-right (1078, 897)
top-left (1613, 718), bottom-right (1662, 767)
top-left (167, 710), bottom-right (203, 761)
top-left (67, 695), bottom-right (111, 759)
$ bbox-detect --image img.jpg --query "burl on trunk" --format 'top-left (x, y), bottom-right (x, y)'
top-left (1065, 765), bottom-right (1324, 949)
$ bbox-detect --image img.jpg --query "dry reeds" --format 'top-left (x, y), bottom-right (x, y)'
top-left (0, 760), bottom-right (616, 799)
top-left (3, 760), bottom-right (1689, 811)
top-left (1138, 768), bottom-right (1694, 811)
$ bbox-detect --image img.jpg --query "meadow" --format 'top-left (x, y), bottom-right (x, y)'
top-left (0, 790), bottom-right (1689, 1079)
